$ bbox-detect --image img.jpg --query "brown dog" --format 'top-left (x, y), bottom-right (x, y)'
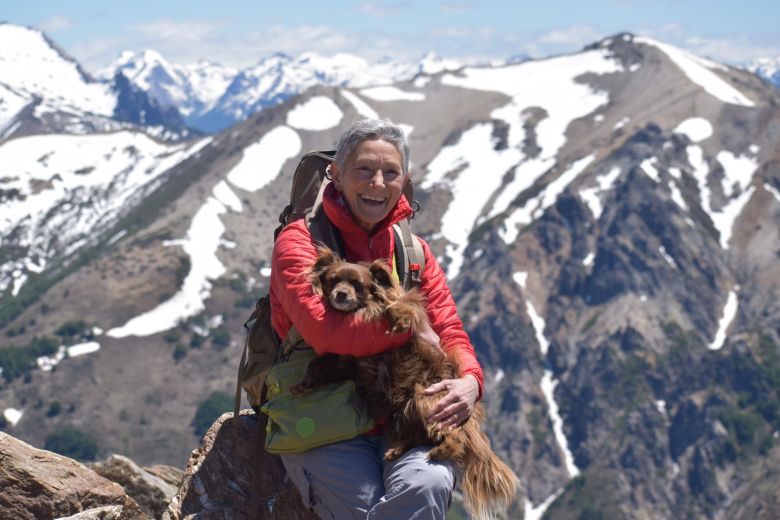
top-left (291, 247), bottom-right (518, 520)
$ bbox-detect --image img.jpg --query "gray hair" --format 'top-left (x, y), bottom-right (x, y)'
top-left (334, 119), bottom-right (410, 175)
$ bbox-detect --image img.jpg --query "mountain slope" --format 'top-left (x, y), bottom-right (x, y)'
top-left (1, 32), bottom-right (780, 519)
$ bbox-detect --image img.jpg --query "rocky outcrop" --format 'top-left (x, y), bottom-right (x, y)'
top-left (163, 410), bottom-right (318, 520)
top-left (0, 432), bottom-right (149, 520)
top-left (90, 455), bottom-right (182, 518)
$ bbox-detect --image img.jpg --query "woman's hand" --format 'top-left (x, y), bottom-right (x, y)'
top-left (423, 374), bottom-right (480, 430)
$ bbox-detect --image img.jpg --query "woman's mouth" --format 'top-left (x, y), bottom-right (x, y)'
top-left (360, 194), bottom-right (386, 206)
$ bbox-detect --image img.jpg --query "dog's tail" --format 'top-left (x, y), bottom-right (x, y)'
top-left (460, 405), bottom-right (519, 520)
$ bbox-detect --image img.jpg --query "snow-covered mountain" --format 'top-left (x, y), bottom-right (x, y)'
top-left (747, 55), bottom-right (780, 88)
top-left (105, 49), bottom-right (463, 133)
top-left (99, 50), bottom-right (237, 120)
top-left (3, 30), bottom-right (780, 520)
top-left (0, 23), bottom-right (191, 142)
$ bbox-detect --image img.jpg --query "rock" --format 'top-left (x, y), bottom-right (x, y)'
top-left (57, 505), bottom-right (125, 519)
top-left (163, 410), bottom-right (318, 520)
top-left (0, 432), bottom-right (149, 520)
top-left (144, 464), bottom-right (185, 489)
top-left (90, 454), bottom-right (180, 518)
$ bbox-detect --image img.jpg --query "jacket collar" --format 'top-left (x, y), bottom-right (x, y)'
top-left (322, 182), bottom-right (413, 239)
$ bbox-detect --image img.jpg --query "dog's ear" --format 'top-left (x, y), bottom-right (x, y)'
top-left (309, 246), bottom-right (339, 296)
top-left (368, 259), bottom-right (395, 290)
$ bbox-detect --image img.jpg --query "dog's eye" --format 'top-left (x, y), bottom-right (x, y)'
top-left (352, 282), bottom-right (363, 292)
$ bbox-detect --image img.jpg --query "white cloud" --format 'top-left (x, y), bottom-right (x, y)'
top-left (39, 15), bottom-right (73, 32)
top-left (683, 36), bottom-right (780, 65)
top-left (132, 19), bottom-right (228, 43)
top-left (357, 1), bottom-right (413, 17)
top-left (538, 24), bottom-right (601, 46)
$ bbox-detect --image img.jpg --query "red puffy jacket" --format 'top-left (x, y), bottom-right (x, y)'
top-left (270, 183), bottom-right (484, 395)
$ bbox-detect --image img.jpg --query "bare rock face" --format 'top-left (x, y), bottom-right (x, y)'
top-left (0, 432), bottom-right (149, 520)
top-left (163, 411), bottom-right (318, 520)
top-left (90, 454), bottom-right (181, 518)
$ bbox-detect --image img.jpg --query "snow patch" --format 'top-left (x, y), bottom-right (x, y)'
top-left (227, 126), bottom-right (301, 192)
top-left (541, 371), bottom-right (580, 477)
top-left (765, 183), bottom-right (780, 203)
top-left (68, 341), bottom-right (101, 357)
top-left (674, 117), bottom-right (713, 143)
top-left (635, 37), bottom-right (754, 107)
top-left (579, 166), bottom-right (622, 220)
top-left (614, 116), bottom-right (630, 130)
top-left (3, 408), bottom-right (23, 427)
top-left (340, 90), bottom-right (378, 119)
top-left (659, 245), bottom-right (677, 268)
top-left (495, 369), bottom-right (505, 384)
top-left (212, 180), bottom-right (243, 213)
top-left (260, 267), bottom-right (272, 277)
top-left (583, 252), bottom-right (595, 267)
top-left (640, 158), bottom-right (661, 182)
top-left (107, 196), bottom-right (229, 338)
top-left (502, 155), bottom-right (595, 242)
top-left (422, 123), bottom-right (522, 278)
top-left (358, 86), bottom-right (425, 101)
top-left (709, 288), bottom-right (739, 350)
top-left (525, 490), bottom-right (562, 520)
top-left (286, 96), bottom-right (343, 131)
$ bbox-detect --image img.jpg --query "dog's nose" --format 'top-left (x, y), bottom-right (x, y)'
top-left (335, 290), bottom-right (347, 302)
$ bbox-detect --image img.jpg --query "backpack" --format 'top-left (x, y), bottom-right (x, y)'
top-left (233, 150), bottom-right (425, 420)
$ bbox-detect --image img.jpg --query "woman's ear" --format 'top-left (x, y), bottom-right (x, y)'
top-left (330, 161), bottom-right (342, 191)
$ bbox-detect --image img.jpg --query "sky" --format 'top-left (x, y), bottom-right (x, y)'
top-left (3, 1), bottom-right (779, 72)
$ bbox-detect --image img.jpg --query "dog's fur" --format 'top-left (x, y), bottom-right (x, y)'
top-left (291, 246), bottom-right (518, 520)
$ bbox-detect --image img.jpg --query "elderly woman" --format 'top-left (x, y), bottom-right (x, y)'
top-left (269, 118), bottom-right (483, 519)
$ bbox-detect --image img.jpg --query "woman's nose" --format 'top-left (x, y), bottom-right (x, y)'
top-left (369, 169), bottom-right (385, 187)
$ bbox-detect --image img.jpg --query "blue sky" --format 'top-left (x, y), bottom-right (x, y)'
top-left (3, 1), bottom-right (779, 71)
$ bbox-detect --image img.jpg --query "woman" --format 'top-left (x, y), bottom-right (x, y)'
top-left (270, 118), bottom-right (484, 519)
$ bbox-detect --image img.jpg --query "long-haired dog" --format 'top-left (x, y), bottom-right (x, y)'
top-left (290, 246), bottom-right (518, 520)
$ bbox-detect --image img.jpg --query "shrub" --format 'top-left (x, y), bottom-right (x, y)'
top-left (211, 326), bottom-right (230, 348)
top-left (172, 343), bottom-right (188, 361)
top-left (44, 425), bottom-right (99, 461)
top-left (46, 401), bottom-right (62, 417)
top-left (0, 336), bottom-right (59, 383)
top-left (192, 391), bottom-right (232, 436)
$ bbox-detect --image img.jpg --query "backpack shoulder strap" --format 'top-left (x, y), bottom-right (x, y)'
top-left (392, 219), bottom-right (425, 289)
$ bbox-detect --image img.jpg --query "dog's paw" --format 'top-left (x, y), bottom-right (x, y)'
top-left (384, 447), bottom-right (405, 462)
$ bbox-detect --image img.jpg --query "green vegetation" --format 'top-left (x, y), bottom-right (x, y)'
top-left (46, 401), bottom-right (62, 417)
top-left (172, 343), bottom-right (188, 361)
top-left (44, 425), bottom-right (99, 461)
top-left (163, 329), bottom-right (181, 344)
top-left (545, 470), bottom-right (624, 520)
top-left (0, 336), bottom-right (59, 382)
top-left (175, 255), bottom-right (191, 287)
top-left (211, 326), bottom-right (231, 348)
top-left (55, 320), bottom-right (93, 345)
top-left (192, 391), bottom-right (232, 436)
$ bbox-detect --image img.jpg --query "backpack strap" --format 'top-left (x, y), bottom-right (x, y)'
top-left (392, 220), bottom-right (425, 289)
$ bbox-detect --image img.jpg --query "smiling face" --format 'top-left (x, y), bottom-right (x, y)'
top-left (331, 139), bottom-right (407, 233)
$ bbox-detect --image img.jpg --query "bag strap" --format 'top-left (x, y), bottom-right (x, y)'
top-left (392, 220), bottom-right (425, 289)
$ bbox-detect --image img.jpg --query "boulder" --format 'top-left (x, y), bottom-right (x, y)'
top-left (90, 454), bottom-right (181, 518)
top-left (163, 410), bottom-right (317, 520)
top-left (0, 432), bottom-right (149, 520)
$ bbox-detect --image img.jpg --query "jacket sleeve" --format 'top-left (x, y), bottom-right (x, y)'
top-left (271, 222), bottom-right (410, 356)
top-left (418, 238), bottom-right (485, 398)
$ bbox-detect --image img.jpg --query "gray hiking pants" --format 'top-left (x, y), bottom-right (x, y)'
top-left (281, 434), bottom-right (455, 519)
